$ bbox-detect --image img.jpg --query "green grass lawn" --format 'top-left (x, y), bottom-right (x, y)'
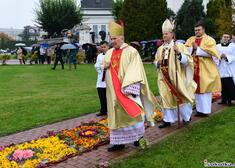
top-left (0, 64), bottom-right (157, 137)
top-left (112, 107), bottom-right (235, 168)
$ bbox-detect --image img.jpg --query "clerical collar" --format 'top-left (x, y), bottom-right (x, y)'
top-left (221, 42), bottom-right (230, 47)
top-left (120, 43), bottom-right (126, 49)
top-left (115, 43), bottom-right (127, 50)
top-left (163, 40), bottom-right (174, 49)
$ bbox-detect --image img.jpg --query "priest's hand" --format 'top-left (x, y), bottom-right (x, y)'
top-left (103, 61), bottom-right (110, 69)
top-left (154, 61), bottom-right (161, 69)
top-left (221, 54), bottom-right (226, 58)
top-left (221, 54), bottom-right (229, 61)
top-left (192, 42), bottom-right (198, 50)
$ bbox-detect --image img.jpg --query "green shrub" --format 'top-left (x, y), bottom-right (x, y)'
top-left (0, 54), bottom-right (10, 65)
top-left (77, 50), bottom-right (86, 64)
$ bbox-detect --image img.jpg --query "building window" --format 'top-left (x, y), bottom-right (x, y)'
top-left (93, 25), bottom-right (98, 38)
top-left (101, 25), bottom-right (106, 32)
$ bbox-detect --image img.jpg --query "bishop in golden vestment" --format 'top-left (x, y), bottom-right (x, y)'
top-left (154, 19), bottom-right (197, 128)
top-left (104, 21), bottom-right (157, 152)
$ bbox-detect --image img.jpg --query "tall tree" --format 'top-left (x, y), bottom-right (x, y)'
top-left (176, 0), bottom-right (205, 40)
top-left (120, 0), bottom-right (167, 42)
top-left (35, 0), bottom-right (82, 37)
top-left (120, 0), bottom-right (145, 41)
top-left (0, 33), bottom-right (15, 49)
top-left (112, 0), bottom-right (124, 21)
top-left (167, 8), bottom-right (176, 18)
top-left (207, 0), bottom-right (233, 38)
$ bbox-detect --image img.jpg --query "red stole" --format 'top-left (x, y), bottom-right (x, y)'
top-left (110, 48), bottom-right (141, 118)
top-left (193, 38), bottom-right (202, 93)
top-left (160, 48), bottom-right (183, 104)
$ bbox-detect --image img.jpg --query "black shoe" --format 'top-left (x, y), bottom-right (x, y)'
top-left (134, 141), bottom-right (140, 147)
top-left (195, 112), bottom-right (208, 117)
top-left (183, 120), bottom-right (190, 126)
top-left (183, 117), bottom-right (191, 122)
top-left (51, 68), bottom-right (55, 70)
top-left (158, 121), bottom-right (171, 129)
top-left (183, 117), bottom-right (191, 125)
top-left (96, 112), bottom-right (107, 117)
top-left (133, 137), bottom-right (143, 147)
top-left (107, 145), bottom-right (125, 152)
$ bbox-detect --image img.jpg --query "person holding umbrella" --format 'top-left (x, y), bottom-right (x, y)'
top-left (15, 43), bottom-right (26, 64)
top-left (68, 49), bottom-right (78, 70)
top-left (130, 41), bottom-right (141, 51)
top-left (60, 43), bottom-right (78, 70)
top-left (16, 46), bottom-right (27, 65)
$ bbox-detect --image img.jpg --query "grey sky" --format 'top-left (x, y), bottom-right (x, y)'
top-left (0, 0), bottom-right (209, 29)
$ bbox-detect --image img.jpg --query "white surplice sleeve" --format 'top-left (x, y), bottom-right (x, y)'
top-left (196, 47), bottom-right (210, 57)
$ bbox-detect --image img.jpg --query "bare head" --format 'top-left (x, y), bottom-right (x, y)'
top-left (221, 33), bottom-right (231, 44)
top-left (194, 21), bottom-right (205, 38)
top-left (100, 41), bottom-right (109, 54)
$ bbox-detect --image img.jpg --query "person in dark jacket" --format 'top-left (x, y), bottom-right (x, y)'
top-left (52, 43), bottom-right (64, 70)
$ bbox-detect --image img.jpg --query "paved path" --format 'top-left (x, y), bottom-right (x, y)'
top-left (2, 59), bottom-right (30, 65)
top-left (0, 102), bottom-right (226, 168)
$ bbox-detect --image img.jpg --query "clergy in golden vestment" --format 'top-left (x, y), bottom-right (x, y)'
top-left (185, 21), bottom-right (221, 116)
top-left (103, 21), bottom-right (157, 152)
top-left (154, 19), bottom-right (197, 128)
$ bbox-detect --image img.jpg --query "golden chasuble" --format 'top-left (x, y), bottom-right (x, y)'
top-left (160, 48), bottom-right (184, 104)
top-left (155, 42), bottom-right (197, 109)
top-left (185, 34), bottom-right (221, 93)
top-left (104, 43), bottom-right (158, 130)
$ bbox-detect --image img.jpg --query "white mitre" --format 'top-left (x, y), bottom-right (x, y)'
top-left (162, 19), bottom-right (174, 33)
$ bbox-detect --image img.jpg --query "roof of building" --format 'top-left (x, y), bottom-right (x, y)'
top-left (81, 0), bottom-right (112, 9)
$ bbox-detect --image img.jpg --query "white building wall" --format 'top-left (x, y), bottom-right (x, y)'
top-left (81, 9), bottom-right (114, 44)
top-left (79, 29), bottom-right (92, 44)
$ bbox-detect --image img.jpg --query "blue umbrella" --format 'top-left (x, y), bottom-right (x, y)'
top-left (60, 44), bottom-right (77, 50)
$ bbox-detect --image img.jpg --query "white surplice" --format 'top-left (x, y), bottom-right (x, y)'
top-left (216, 43), bottom-right (235, 83)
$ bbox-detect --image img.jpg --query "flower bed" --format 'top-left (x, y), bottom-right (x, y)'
top-left (153, 109), bottom-right (163, 122)
top-left (0, 119), bottom-right (109, 168)
top-left (0, 136), bottom-right (77, 168)
top-left (59, 121), bottom-right (110, 153)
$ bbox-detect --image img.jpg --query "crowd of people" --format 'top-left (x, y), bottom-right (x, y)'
top-left (93, 19), bottom-right (235, 152)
